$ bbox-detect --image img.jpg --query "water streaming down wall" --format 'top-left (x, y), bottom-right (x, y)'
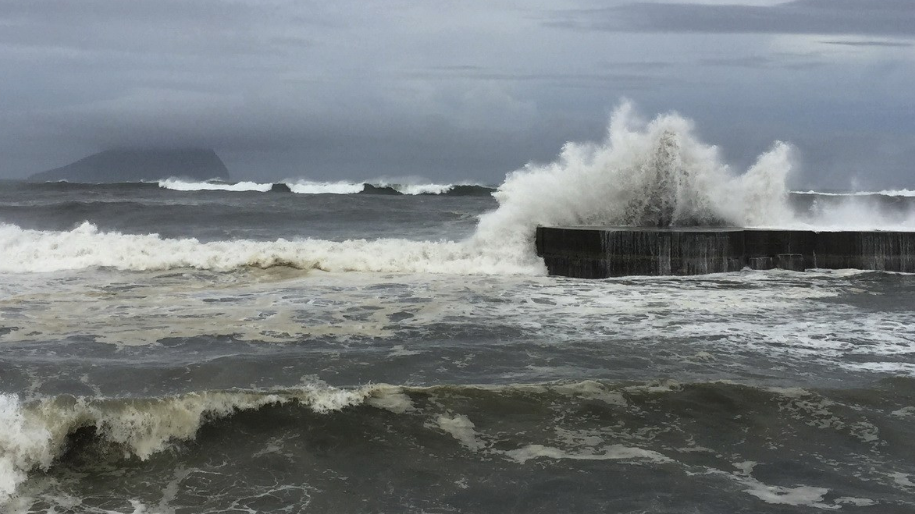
top-left (535, 227), bottom-right (915, 278)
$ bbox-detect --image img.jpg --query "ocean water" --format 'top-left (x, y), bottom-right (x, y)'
top-left (3, 109), bottom-right (915, 513)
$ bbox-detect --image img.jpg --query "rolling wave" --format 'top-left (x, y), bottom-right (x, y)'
top-left (0, 222), bottom-right (540, 274)
top-left (3, 378), bottom-right (913, 507)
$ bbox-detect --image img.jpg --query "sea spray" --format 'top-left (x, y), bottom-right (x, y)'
top-left (472, 102), bottom-right (795, 263)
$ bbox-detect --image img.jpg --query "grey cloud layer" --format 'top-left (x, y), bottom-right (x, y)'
top-left (0, 0), bottom-right (913, 187)
top-left (550, 0), bottom-right (915, 37)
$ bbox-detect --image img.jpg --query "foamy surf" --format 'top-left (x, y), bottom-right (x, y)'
top-left (3, 380), bottom-right (912, 510)
top-left (0, 222), bottom-right (541, 274)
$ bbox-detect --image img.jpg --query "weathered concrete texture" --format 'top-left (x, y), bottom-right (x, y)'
top-left (535, 227), bottom-right (915, 278)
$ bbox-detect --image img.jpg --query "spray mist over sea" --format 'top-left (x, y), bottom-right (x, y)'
top-left (1, 104), bottom-right (915, 512)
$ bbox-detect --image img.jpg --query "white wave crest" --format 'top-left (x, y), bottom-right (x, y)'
top-left (286, 180), bottom-right (366, 194)
top-left (0, 384), bottom-right (409, 505)
top-left (878, 189), bottom-right (915, 197)
top-left (393, 183), bottom-right (454, 195)
top-left (0, 222), bottom-right (540, 275)
top-left (794, 189), bottom-right (915, 198)
top-left (158, 179), bottom-right (273, 192)
top-left (158, 178), bottom-right (485, 195)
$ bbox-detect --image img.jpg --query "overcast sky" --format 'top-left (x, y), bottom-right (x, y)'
top-left (1, 0), bottom-right (913, 187)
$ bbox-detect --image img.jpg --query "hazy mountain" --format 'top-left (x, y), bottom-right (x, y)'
top-left (29, 148), bottom-right (230, 182)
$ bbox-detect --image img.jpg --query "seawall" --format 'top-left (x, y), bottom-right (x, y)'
top-left (535, 227), bottom-right (915, 278)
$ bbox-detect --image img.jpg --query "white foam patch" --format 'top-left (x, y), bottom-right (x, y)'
top-left (286, 180), bottom-right (365, 195)
top-left (392, 183), bottom-right (453, 195)
top-left (835, 497), bottom-right (876, 507)
top-left (742, 481), bottom-right (831, 507)
top-left (794, 195), bottom-right (915, 230)
top-left (891, 472), bottom-right (914, 488)
top-left (505, 444), bottom-right (670, 465)
top-left (552, 381), bottom-right (627, 407)
top-left (435, 414), bottom-right (485, 451)
top-left (366, 388), bottom-right (415, 414)
top-left (891, 406), bottom-right (915, 418)
top-left (729, 461), bottom-right (834, 508)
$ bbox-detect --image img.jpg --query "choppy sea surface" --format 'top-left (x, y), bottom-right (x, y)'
top-left (1, 179), bottom-right (914, 514)
top-left (4, 110), bottom-right (915, 513)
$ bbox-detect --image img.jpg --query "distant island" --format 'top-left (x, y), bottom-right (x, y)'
top-left (28, 148), bottom-right (230, 182)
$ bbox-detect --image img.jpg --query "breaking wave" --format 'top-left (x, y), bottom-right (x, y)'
top-left (157, 179), bottom-right (496, 196)
top-left (0, 383), bottom-right (409, 504)
top-left (0, 222), bottom-right (538, 274)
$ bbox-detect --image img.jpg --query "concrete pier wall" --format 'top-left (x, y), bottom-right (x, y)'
top-left (535, 227), bottom-right (915, 278)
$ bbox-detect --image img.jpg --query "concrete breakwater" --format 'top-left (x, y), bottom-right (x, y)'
top-left (535, 227), bottom-right (915, 278)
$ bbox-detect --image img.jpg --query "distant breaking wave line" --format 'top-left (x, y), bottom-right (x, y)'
top-left (157, 178), bottom-right (273, 192)
top-left (793, 189), bottom-right (915, 198)
top-left (156, 179), bottom-right (496, 196)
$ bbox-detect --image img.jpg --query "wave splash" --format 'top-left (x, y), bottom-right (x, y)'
top-left (472, 102), bottom-right (795, 257)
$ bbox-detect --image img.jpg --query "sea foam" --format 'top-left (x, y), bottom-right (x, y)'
top-left (0, 222), bottom-right (538, 274)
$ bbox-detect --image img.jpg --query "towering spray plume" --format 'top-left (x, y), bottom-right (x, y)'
top-left (473, 102), bottom-right (796, 263)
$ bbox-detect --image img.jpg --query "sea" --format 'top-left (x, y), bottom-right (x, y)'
top-left (2, 110), bottom-right (915, 513)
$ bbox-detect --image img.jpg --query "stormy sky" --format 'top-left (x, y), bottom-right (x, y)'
top-left (1, 0), bottom-right (913, 188)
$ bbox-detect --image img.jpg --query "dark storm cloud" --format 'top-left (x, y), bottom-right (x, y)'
top-left (0, 0), bottom-right (647, 181)
top-left (548, 0), bottom-right (915, 37)
top-left (1, 0), bottom-right (913, 187)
